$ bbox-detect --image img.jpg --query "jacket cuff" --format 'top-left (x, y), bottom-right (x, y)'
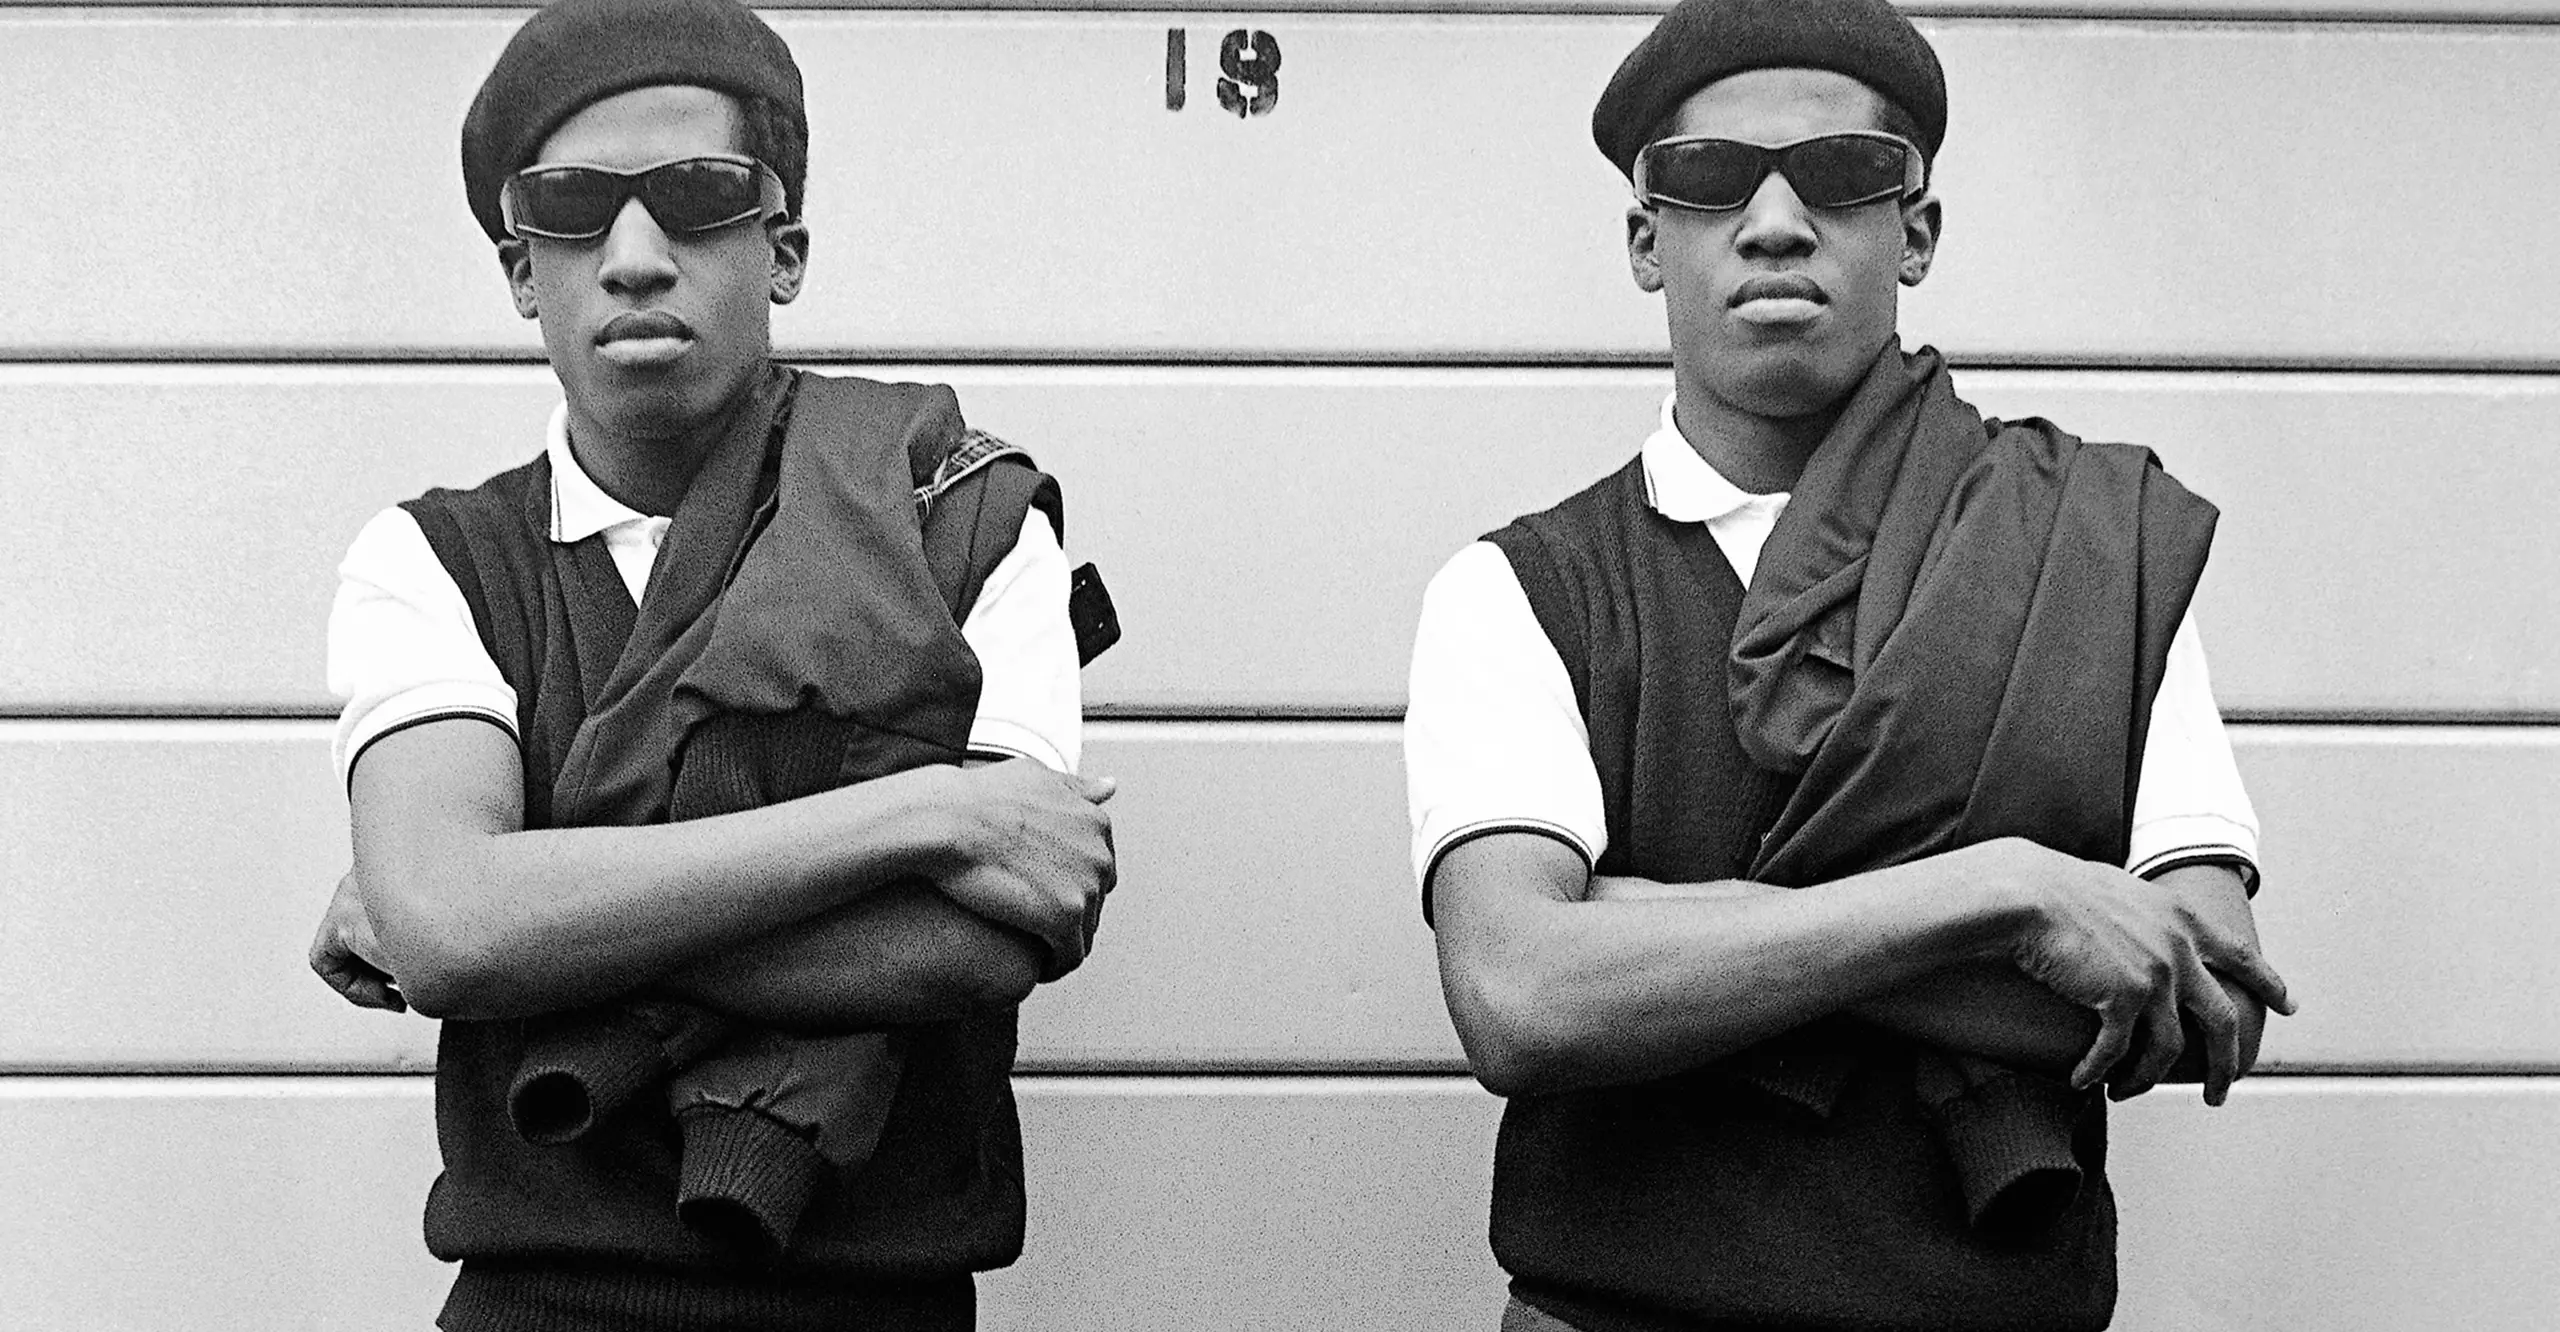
top-left (508, 1001), bottom-right (732, 1143)
top-left (675, 1103), bottom-right (827, 1260)
top-left (1920, 1058), bottom-right (2094, 1239)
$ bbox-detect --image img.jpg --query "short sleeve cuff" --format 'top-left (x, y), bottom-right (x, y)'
top-left (335, 681), bottom-right (517, 790)
top-left (1417, 819), bottom-right (1596, 925)
top-left (966, 715), bottom-right (1072, 774)
top-left (2128, 812), bottom-right (2261, 891)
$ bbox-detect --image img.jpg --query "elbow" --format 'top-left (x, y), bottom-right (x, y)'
top-left (1447, 968), bottom-right (1587, 1099)
top-left (360, 878), bottom-right (508, 1020)
top-left (921, 918), bottom-right (1044, 1015)
top-left (955, 945), bottom-right (1041, 1012)
top-left (376, 935), bottom-right (501, 1021)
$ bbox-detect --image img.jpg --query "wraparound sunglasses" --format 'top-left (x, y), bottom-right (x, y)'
top-left (500, 153), bottom-right (787, 241)
top-left (1635, 131), bottom-right (1925, 212)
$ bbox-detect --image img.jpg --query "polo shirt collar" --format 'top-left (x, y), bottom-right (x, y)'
top-left (1639, 392), bottom-right (1789, 523)
top-left (544, 402), bottom-right (655, 544)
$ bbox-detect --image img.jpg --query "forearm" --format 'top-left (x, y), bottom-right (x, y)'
top-left (1591, 875), bottom-right (2093, 1077)
top-left (1849, 963), bottom-right (2092, 1077)
top-left (352, 725), bottom-right (967, 1019)
top-left (1437, 838), bottom-right (2041, 1096)
top-left (664, 882), bottom-right (1046, 1031)
top-left (1595, 864), bottom-right (2270, 1088)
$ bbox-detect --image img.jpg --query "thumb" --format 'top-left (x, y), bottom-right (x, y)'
top-left (1073, 773), bottom-right (1118, 804)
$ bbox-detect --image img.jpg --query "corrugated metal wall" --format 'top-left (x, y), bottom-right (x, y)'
top-left (2, 4), bottom-right (2555, 1327)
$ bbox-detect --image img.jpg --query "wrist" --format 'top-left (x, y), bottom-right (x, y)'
top-left (869, 764), bottom-right (978, 880)
top-left (1958, 838), bottom-right (2049, 962)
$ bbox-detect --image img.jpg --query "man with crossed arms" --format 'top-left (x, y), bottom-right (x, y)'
top-left (307, 1), bottom-right (1112, 1325)
top-left (1408, 1), bottom-right (2295, 1327)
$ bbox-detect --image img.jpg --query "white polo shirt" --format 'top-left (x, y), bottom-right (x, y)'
top-left (1406, 393), bottom-right (2259, 890)
top-left (329, 402), bottom-right (1081, 786)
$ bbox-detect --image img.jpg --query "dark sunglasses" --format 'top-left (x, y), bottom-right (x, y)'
top-left (1634, 132), bottom-right (1925, 212)
top-left (499, 153), bottom-right (787, 241)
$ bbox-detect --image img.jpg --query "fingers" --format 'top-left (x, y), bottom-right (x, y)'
top-left (1041, 913), bottom-right (1089, 981)
top-left (1074, 773), bottom-right (1118, 805)
top-left (312, 936), bottom-right (407, 1012)
top-left (2213, 942), bottom-right (2298, 1017)
top-left (1096, 811), bottom-right (1119, 898)
top-left (2071, 1003), bottom-right (2137, 1091)
top-left (342, 971), bottom-right (409, 1013)
top-left (2116, 984), bottom-right (2186, 1101)
top-left (2188, 984), bottom-right (2241, 1106)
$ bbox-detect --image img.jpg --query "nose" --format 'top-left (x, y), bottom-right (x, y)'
top-left (595, 196), bottom-right (678, 298)
top-left (1733, 169), bottom-right (1817, 260)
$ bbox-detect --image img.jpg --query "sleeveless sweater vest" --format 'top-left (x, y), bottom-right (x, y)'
top-left (1479, 459), bottom-right (2115, 1332)
top-left (398, 373), bottom-right (1055, 1331)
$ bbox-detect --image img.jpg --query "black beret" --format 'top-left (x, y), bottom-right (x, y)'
top-left (1592, 0), bottom-right (1946, 181)
top-left (460, 0), bottom-right (805, 243)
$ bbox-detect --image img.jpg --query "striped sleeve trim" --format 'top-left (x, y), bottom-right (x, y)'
top-left (1420, 819), bottom-right (1596, 927)
top-left (343, 707), bottom-right (517, 793)
top-left (2132, 842), bottom-right (2262, 895)
top-left (965, 715), bottom-right (1070, 774)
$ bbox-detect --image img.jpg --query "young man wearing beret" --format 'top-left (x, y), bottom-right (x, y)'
top-left (1408, 0), bottom-right (2295, 1327)
top-left (305, 0), bottom-right (1115, 1326)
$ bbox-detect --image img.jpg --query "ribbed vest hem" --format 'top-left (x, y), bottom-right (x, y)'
top-left (440, 1260), bottom-right (973, 1332)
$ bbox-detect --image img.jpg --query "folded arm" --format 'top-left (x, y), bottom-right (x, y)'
top-left (1432, 834), bottom-right (2289, 1102)
top-left (327, 719), bottom-right (1110, 1021)
top-left (1589, 873), bottom-right (2093, 1077)
top-left (662, 880), bottom-right (1048, 1032)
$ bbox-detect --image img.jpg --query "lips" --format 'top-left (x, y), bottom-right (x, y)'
top-left (597, 311), bottom-right (695, 345)
top-left (1729, 274), bottom-right (1828, 308)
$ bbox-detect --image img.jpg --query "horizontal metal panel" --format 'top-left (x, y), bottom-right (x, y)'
top-left (2105, 1078), bottom-right (2560, 1332)
top-left (6, 365), bottom-right (2555, 714)
top-left (3, 721), bottom-right (2557, 1073)
top-left (4, 14), bottom-right (2558, 361)
top-left (0, 719), bottom-right (1454, 1072)
top-left (1, 1075), bottom-right (2556, 1331)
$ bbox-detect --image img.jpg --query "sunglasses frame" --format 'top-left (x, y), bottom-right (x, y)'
top-left (1634, 131), bottom-right (1927, 213)
top-left (499, 153), bottom-right (788, 241)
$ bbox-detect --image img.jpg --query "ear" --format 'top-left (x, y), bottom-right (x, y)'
top-left (1898, 193), bottom-right (1942, 288)
top-left (767, 218), bottom-right (811, 305)
top-left (1626, 202), bottom-right (1665, 294)
top-left (498, 239), bottom-right (538, 320)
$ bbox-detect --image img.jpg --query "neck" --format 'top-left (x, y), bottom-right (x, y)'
top-left (562, 372), bottom-right (767, 517)
top-left (1668, 377), bottom-right (1840, 495)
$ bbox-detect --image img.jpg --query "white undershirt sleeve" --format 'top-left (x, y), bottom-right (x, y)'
top-left (958, 509), bottom-right (1083, 775)
top-left (1405, 541), bottom-right (1609, 906)
top-left (327, 507), bottom-right (519, 790)
top-left (2127, 613), bottom-right (2261, 884)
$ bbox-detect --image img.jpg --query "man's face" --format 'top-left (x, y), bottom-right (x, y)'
top-left (503, 84), bottom-right (807, 443)
top-left (1628, 68), bottom-right (1940, 421)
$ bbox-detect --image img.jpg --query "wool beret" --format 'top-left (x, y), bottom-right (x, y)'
top-left (1591, 0), bottom-right (1946, 181)
top-left (461, 0), bottom-right (806, 243)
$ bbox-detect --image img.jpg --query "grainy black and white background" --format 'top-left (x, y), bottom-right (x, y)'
top-left (2, 1), bottom-right (2556, 1327)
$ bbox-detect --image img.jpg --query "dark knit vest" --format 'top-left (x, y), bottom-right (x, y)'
top-left (397, 379), bottom-right (1052, 1331)
top-left (1479, 459), bottom-right (2115, 1332)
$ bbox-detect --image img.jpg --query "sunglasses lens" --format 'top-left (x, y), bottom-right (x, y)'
top-left (508, 168), bottom-right (628, 239)
top-left (504, 158), bottom-right (778, 239)
top-left (1642, 139), bottom-right (1768, 210)
top-left (640, 158), bottom-right (770, 232)
top-left (1784, 136), bottom-right (1911, 207)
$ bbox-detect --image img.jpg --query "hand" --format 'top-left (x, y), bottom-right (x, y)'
top-left (1981, 839), bottom-right (2295, 1105)
top-left (309, 870), bottom-right (407, 1012)
top-left (929, 760), bottom-right (1117, 980)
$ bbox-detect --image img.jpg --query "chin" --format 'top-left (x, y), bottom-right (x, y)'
top-left (1721, 356), bottom-right (1862, 420)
